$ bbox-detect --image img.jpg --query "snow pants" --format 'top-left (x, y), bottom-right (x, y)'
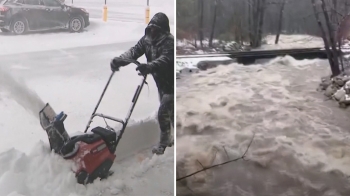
top-left (157, 92), bottom-right (174, 147)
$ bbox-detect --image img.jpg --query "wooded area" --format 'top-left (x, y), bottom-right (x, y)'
top-left (177, 0), bottom-right (349, 46)
top-left (177, 0), bottom-right (350, 76)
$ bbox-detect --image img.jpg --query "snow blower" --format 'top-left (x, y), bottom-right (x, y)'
top-left (38, 58), bottom-right (148, 185)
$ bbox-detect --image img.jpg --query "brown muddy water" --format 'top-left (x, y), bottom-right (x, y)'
top-left (176, 56), bottom-right (350, 196)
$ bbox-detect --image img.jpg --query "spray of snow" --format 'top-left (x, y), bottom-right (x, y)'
top-left (0, 67), bottom-right (45, 119)
top-left (177, 56), bottom-right (350, 195)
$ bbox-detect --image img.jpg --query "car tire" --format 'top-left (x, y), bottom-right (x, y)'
top-left (10, 18), bottom-right (28, 35)
top-left (69, 16), bottom-right (85, 33)
top-left (0, 28), bottom-right (10, 33)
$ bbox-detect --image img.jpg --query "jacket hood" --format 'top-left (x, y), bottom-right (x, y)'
top-left (146, 12), bottom-right (170, 33)
top-left (144, 12), bottom-right (171, 45)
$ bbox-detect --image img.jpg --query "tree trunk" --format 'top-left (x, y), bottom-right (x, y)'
top-left (311, 0), bottom-right (340, 76)
top-left (249, 0), bottom-right (266, 48)
top-left (332, 0), bottom-right (345, 71)
top-left (257, 0), bottom-right (266, 47)
top-left (321, 0), bottom-right (341, 75)
top-left (209, 0), bottom-right (218, 47)
top-left (248, 0), bottom-right (253, 46)
top-left (198, 0), bottom-right (204, 49)
top-left (275, 0), bottom-right (287, 44)
top-left (252, 0), bottom-right (260, 47)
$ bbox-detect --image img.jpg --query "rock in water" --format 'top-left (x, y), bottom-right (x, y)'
top-left (338, 94), bottom-right (350, 108)
top-left (324, 84), bottom-right (338, 97)
top-left (344, 80), bottom-right (350, 94)
top-left (333, 88), bottom-right (346, 101)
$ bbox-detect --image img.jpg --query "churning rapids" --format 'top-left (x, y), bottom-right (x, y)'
top-left (176, 56), bottom-right (350, 196)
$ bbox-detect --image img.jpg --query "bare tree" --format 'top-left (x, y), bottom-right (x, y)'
top-left (249, 0), bottom-right (267, 47)
top-left (198, 0), bottom-right (204, 48)
top-left (311, 0), bottom-right (340, 76)
top-left (209, 0), bottom-right (218, 47)
top-left (275, 0), bottom-right (287, 44)
top-left (177, 0), bottom-right (348, 53)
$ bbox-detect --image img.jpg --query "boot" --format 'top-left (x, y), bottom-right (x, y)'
top-left (152, 134), bottom-right (173, 155)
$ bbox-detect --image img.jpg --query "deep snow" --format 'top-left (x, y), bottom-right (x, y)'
top-left (176, 56), bottom-right (350, 196)
top-left (0, 0), bottom-right (175, 195)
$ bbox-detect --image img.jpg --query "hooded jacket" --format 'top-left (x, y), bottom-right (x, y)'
top-left (119, 12), bottom-right (174, 95)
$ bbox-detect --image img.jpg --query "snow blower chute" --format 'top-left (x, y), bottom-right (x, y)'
top-left (39, 58), bottom-right (148, 185)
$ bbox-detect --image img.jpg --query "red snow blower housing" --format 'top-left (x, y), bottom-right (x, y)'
top-left (38, 58), bottom-right (148, 185)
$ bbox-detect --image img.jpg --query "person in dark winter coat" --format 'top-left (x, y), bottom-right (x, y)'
top-left (110, 12), bottom-right (174, 155)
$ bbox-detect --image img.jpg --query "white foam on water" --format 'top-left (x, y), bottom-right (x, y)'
top-left (177, 56), bottom-right (350, 195)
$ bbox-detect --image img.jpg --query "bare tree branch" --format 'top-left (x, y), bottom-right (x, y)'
top-left (177, 133), bottom-right (256, 182)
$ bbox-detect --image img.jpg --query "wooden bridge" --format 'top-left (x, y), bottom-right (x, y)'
top-left (177, 47), bottom-right (349, 65)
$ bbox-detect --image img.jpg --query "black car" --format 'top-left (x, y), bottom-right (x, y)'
top-left (0, 0), bottom-right (89, 35)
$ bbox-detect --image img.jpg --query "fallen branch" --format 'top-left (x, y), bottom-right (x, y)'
top-left (176, 133), bottom-right (255, 181)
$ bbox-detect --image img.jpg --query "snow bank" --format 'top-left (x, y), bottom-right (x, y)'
top-left (177, 56), bottom-right (350, 195)
top-left (0, 143), bottom-right (80, 196)
top-left (0, 141), bottom-right (174, 196)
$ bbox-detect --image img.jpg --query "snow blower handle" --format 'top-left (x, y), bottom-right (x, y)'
top-left (83, 58), bottom-right (147, 133)
top-left (111, 57), bottom-right (146, 76)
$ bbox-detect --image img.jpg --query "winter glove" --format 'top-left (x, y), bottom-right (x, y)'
top-left (110, 57), bottom-right (129, 72)
top-left (136, 63), bottom-right (153, 75)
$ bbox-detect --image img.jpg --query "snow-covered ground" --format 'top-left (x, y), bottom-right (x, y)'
top-left (176, 39), bottom-right (244, 55)
top-left (0, 0), bottom-right (174, 195)
top-left (257, 34), bottom-right (324, 50)
top-left (176, 34), bottom-right (325, 55)
top-left (176, 56), bottom-right (350, 196)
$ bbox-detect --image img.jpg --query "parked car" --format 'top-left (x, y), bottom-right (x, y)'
top-left (0, 0), bottom-right (89, 35)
